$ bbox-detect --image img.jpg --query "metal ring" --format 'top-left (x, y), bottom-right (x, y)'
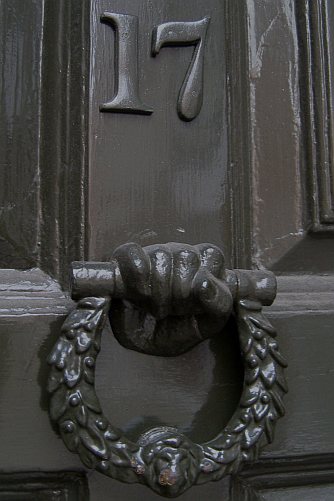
top-left (47, 243), bottom-right (287, 497)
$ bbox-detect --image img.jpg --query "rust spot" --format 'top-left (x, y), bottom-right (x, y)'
top-left (159, 469), bottom-right (178, 486)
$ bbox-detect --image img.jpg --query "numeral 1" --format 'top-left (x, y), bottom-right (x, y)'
top-left (152, 17), bottom-right (210, 121)
top-left (100, 12), bottom-right (153, 115)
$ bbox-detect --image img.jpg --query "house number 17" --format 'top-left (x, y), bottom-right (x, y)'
top-left (100, 12), bottom-right (210, 122)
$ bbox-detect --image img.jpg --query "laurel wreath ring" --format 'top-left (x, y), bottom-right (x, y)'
top-left (48, 292), bottom-right (287, 497)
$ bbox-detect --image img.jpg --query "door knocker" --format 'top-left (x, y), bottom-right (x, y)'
top-left (48, 243), bottom-right (287, 497)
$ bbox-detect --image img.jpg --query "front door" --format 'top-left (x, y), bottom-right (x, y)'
top-left (0, 0), bottom-right (333, 500)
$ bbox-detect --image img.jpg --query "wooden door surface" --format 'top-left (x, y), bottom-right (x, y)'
top-left (0, 0), bottom-right (333, 500)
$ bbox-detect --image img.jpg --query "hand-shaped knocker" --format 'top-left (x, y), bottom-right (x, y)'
top-left (48, 243), bottom-right (287, 497)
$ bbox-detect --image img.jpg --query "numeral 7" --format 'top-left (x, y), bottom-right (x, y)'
top-left (152, 17), bottom-right (210, 121)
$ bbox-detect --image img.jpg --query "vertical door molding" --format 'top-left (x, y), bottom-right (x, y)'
top-left (298, 0), bottom-right (334, 231)
top-left (0, 0), bottom-right (90, 283)
top-left (39, 0), bottom-right (90, 283)
top-left (225, 0), bottom-right (252, 269)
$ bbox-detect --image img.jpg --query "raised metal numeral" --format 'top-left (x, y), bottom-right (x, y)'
top-left (99, 14), bottom-right (210, 121)
top-left (152, 18), bottom-right (210, 121)
top-left (100, 12), bottom-right (153, 115)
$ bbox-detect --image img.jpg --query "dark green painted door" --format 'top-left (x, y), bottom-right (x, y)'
top-left (0, 0), bottom-right (333, 499)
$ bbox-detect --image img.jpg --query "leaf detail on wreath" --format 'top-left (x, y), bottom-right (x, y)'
top-left (79, 428), bottom-right (109, 460)
top-left (76, 405), bottom-right (88, 427)
top-left (50, 386), bottom-right (69, 421)
top-left (253, 401), bottom-right (270, 421)
top-left (264, 414), bottom-right (275, 443)
top-left (240, 382), bottom-right (261, 407)
top-left (48, 338), bottom-right (72, 369)
top-left (260, 360), bottom-right (276, 388)
top-left (79, 380), bottom-right (102, 413)
top-left (242, 426), bottom-right (263, 449)
top-left (64, 349), bottom-right (82, 387)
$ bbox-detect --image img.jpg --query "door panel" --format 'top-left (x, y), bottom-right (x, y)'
top-left (0, 0), bottom-right (44, 269)
top-left (232, 455), bottom-right (334, 501)
top-left (0, 473), bottom-right (88, 501)
top-left (88, 0), bottom-right (231, 262)
top-left (0, 0), bottom-right (89, 283)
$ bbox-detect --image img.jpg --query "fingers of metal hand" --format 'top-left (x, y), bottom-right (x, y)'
top-left (193, 270), bottom-right (233, 318)
top-left (112, 242), bottom-right (228, 317)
